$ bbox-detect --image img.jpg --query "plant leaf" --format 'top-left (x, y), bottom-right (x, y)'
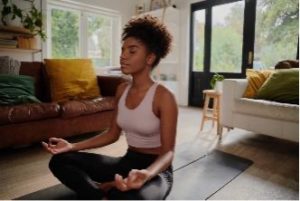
top-left (2, 0), bottom-right (9, 5)
top-left (12, 4), bottom-right (23, 19)
top-left (1, 0), bottom-right (47, 40)
top-left (35, 18), bottom-right (42, 27)
top-left (2, 6), bottom-right (11, 15)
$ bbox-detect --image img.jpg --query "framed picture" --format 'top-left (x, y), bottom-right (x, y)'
top-left (150, 0), bottom-right (167, 11)
top-left (135, 4), bottom-right (145, 15)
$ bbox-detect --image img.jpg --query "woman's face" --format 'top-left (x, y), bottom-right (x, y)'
top-left (120, 37), bottom-right (154, 75)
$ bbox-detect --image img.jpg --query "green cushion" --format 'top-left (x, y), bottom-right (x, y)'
top-left (255, 68), bottom-right (299, 104)
top-left (0, 74), bottom-right (40, 105)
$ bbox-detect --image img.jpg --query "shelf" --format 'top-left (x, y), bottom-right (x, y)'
top-left (0, 47), bottom-right (41, 53)
top-left (0, 25), bottom-right (33, 36)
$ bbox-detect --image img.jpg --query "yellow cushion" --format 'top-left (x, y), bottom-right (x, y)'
top-left (243, 69), bottom-right (274, 98)
top-left (45, 59), bottom-right (100, 102)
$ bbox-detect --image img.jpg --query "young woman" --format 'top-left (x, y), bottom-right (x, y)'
top-left (42, 15), bottom-right (177, 200)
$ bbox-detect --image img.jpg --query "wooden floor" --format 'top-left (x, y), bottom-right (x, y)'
top-left (0, 106), bottom-right (298, 200)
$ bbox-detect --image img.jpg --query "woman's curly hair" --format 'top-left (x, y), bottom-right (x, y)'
top-left (122, 15), bottom-right (173, 68)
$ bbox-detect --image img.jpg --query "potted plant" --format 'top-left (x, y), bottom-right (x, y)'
top-left (210, 73), bottom-right (225, 92)
top-left (1, 0), bottom-right (46, 41)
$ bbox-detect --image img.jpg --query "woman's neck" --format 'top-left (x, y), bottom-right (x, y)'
top-left (130, 66), bottom-right (154, 91)
top-left (131, 75), bottom-right (154, 91)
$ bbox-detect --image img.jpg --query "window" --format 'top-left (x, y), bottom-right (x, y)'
top-left (47, 1), bottom-right (121, 67)
top-left (87, 14), bottom-right (112, 67)
top-left (254, 0), bottom-right (299, 69)
top-left (192, 10), bottom-right (205, 72)
top-left (192, 1), bottom-right (245, 73)
top-left (210, 1), bottom-right (244, 73)
top-left (51, 8), bottom-right (80, 58)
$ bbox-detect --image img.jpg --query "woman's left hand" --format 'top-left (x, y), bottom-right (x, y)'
top-left (114, 169), bottom-right (151, 191)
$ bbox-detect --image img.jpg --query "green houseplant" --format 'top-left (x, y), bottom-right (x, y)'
top-left (210, 73), bottom-right (225, 89)
top-left (1, 0), bottom-right (46, 40)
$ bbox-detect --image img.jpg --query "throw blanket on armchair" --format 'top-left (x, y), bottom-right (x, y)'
top-left (0, 74), bottom-right (40, 105)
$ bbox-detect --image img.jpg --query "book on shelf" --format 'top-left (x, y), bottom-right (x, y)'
top-left (0, 38), bottom-right (18, 46)
top-left (0, 33), bottom-right (15, 40)
top-left (0, 45), bottom-right (17, 48)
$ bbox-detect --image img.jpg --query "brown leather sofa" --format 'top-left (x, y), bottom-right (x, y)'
top-left (0, 62), bottom-right (127, 149)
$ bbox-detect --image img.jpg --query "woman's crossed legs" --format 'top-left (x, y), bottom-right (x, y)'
top-left (49, 151), bottom-right (172, 200)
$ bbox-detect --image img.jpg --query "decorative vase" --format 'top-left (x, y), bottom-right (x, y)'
top-left (5, 16), bottom-right (23, 27)
top-left (215, 81), bottom-right (223, 93)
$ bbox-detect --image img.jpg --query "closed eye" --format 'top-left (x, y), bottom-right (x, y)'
top-left (129, 47), bottom-right (138, 53)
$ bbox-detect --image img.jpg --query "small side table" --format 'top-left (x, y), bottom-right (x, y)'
top-left (200, 89), bottom-right (222, 135)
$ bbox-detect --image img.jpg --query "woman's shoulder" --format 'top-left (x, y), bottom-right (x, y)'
top-left (116, 81), bottom-right (130, 99)
top-left (155, 83), bottom-right (176, 104)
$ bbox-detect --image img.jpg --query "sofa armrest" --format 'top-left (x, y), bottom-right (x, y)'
top-left (221, 79), bottom-right (248, 127)
top-left (97, 75), bottom-right (129, 97)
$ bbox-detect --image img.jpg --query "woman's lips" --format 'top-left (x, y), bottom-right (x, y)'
top-left (121, 64), bottom-right (129, 68)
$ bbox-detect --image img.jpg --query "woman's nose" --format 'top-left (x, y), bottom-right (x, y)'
top-left (120, 52), bottom-right (125, 59)
top-left (120, 52), bottom-right (128, 60)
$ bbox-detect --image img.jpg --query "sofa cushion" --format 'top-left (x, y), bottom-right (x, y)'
top-left (255, 68), bottom-right (299, 104)
top-left (275, 59), bottom-right (299, 69)
top-left (60, 97), bottom-right (115, 119)
top-left (44, 59), bottom-right (101, 102)
top-left (235, 98), bottom-right (299, 122)
top-left (0, 74), bottom-right (40, 106)
top-left (243, 69), bottom-right (274, 98)
top-left (20, 62), bottom-right (51, 102)
top-left (0, 102), bottom-right (60, 125)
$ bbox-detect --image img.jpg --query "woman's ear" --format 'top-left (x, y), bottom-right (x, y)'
top-left (146, 53), bottom-right (156, 66)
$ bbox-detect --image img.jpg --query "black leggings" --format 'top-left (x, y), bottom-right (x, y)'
top-left (49, 150), bottom-right (173, 200)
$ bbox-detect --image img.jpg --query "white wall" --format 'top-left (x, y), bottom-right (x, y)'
top-left (173, 0), bottom-right (203, 106)
top-left (137, 0), bottom-right (203, 106)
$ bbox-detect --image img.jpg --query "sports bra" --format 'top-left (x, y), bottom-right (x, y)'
top-left (117, 83), bottom-right (161, 148)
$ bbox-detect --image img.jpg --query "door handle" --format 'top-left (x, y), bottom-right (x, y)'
top-left (248, 51), bottom-right (253, 65)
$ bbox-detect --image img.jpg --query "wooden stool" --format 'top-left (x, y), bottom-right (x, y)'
top-left (200, 89), bottom-right (222, 135)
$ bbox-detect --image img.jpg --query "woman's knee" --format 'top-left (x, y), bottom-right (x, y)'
top-left (140, 174), bottom-right (172, 200)
top-left (49, 152), bottom-right (77, 172)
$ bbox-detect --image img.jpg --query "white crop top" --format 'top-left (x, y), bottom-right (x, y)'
top-left (116, 83), bottom-right (161, 148)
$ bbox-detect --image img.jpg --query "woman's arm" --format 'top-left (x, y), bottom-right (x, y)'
top-left (71, 82), bottom-right (128, 151)
top-left (145, 86), bottom-right (178, 179)
top-left (43, 82), bottom-right (129, 154)
top-left (71, 107), bottom-right (121, 151)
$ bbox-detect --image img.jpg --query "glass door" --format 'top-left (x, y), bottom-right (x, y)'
top-left (210, 2), bottom-right (244, 73)
top-left (189, 0), bottom-right (298, 107)
top-left (189, 0), bottom-right (252, 107)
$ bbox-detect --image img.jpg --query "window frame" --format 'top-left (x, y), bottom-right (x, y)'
top-left (44, 0), bottom-right (121, 67)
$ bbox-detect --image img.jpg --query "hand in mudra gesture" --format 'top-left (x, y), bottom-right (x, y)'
top-left (42, 137), bottom-right (73, 155)
top-left (115, 169), bottom-right (151, 191)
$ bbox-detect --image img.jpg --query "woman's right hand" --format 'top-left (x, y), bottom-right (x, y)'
top-left (42, 137), bottom-right (73, 155)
